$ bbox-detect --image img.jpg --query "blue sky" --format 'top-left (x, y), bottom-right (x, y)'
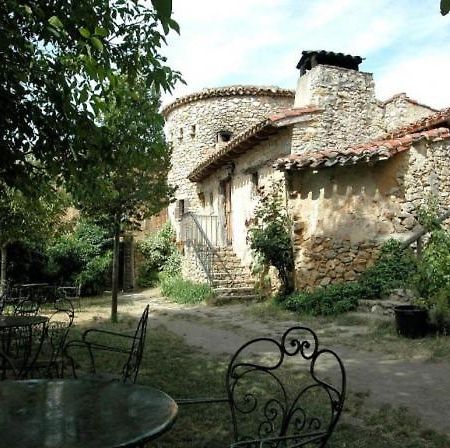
top-left (162, 0), bottom-right (450, 109)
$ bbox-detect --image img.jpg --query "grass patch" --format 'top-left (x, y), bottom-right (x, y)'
top-left (160, 275), bottom-right (214, 304)
top-left (64, 314), bottom-right (450, 447)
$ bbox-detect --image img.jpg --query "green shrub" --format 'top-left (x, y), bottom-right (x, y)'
top-left (160, 274), bottom-right (214, 304)
top-left (279, 282), bottom-right (361, 316)
top-left (137, 223), bottom-right (180, 286)
top-left (44, 220), bottom-right (112, 293)
top-left (358, 239), bottom-right (417, 299)
top-left (248, 181), bottom-right (294, 295)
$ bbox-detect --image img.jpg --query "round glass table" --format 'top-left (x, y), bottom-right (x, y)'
top-left (0, 379), bottom-right (178, 447)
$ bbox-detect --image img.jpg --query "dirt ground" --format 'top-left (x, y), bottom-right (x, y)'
top-left (76, 288), bottom-right (450, 436)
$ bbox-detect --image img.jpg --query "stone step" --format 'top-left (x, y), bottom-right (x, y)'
top-left (210, 293), bottom-right (260, 305)
top-left (213, 287), bottom-right (256, 296)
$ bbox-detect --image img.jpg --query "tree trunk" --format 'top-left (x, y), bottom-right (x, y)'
top-left (0, 244), bottom-right (7, 295)
top-left (111, 221), bottom-right (121, 323)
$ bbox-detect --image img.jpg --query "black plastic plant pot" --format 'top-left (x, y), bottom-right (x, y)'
top-left (394, 305), bottom-right (428, 338)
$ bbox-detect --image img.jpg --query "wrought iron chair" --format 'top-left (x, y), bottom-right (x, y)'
top-left (178, 326), bottom-right (346, 447)
top-left (32, 298), bottom-right (75, 378)
top-left (57, 284), bottom-right (82, 311)
top-left (13, 298), bottom-right (40, 316)
top-left (64, 304), bottom-right (149, 384)
top-left (0, 349), bottom-right (18, 380)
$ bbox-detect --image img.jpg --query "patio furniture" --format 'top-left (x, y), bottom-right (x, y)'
top-left (178, 326), bottom-right (346, 448)
top-left (0, 315), bottom-right (49, 379)
top-left (0, 379), bottom-right (178, 448)
top-left (58, 284), bottom-right (82, 311)
top-left (33, 298), bottom-right (75, 378)
top-left (13, 298), bottom-right (41, 316)
top-left (64, 304), bottom-right (149, 384)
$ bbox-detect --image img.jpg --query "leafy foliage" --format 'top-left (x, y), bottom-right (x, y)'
top-left (441, 0), bottom-right (450, 15)
top-left (248, 181), bottom-right (294, 295)
top-left (159, 274), bottom-right (215, 304)
top-left (1, 0), bottom-right (182, 192)
top-left (137, 224), bottom-right (180, 287)
top-left (358, 240), bottom-right (417, 299)
top-left (279, 282), bottom-right (360, 316)
top-left (45, 220), bottom-right (111, 294)
top-left (278, 239), bottom-right (417, 316)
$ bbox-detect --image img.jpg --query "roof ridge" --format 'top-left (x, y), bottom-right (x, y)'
top-left (162, 85), bottom-right (295, 116)
top-left (381, 92), bottom-right (437, 111)
top-left (274, 127), bottom-right (450, 172)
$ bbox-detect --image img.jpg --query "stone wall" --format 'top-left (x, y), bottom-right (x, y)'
top-left (164, 87), bottom-right (293, 217)
top-left (181, 245), bottom-right (209, 283)
top-left (382, 94), bottom-right (435, 132)
top-left (288, 138), bottom-right (450, 290)
top-left (292, 65), bottom-right (385, 153)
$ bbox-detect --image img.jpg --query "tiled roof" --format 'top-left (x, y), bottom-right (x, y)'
top-left (161, 85), bottom-right (295, 116)
top-left (385, 107), bottom-right (450, 138)
top-left (188, 107), bottom-right (322, 182)
top-left (274, 127), bottom-right (450, 172)
top-left (380, 92), bottom-right (437, 112)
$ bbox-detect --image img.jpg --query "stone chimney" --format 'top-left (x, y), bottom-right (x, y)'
top-left (292, 50), bottom-right (384, 152)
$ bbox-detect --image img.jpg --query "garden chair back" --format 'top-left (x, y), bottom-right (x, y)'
top-left (177, 326), bottom-right (346, 448)
top-left (34, 298), bottom-right (75, 378)
top-left (64, 304), bottom-right (149, 384)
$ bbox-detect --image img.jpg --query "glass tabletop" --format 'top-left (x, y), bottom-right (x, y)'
top-left (0, 379), bottom-right (178, 448)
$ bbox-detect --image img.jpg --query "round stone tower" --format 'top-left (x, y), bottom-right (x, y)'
top-left (162, 85), bottom-right (294, 217)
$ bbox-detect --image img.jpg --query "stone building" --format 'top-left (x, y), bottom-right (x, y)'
top-left (161, 50), bottom-right (449, 298)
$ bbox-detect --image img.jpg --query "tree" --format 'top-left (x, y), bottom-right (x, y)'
top-left (70, 80), bottom-right (173, 322)
top-left (0, 182), bottom-right (67, 292)
top-left (441, 0), bottom-right (450, 15)
top-left (0, 0), bottom-right (181, 194)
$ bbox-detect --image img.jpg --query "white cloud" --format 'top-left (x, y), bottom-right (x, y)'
top-left (161, 0), bottom-right (450, 109)
top-left (376, 53), bottom-right (450, 109)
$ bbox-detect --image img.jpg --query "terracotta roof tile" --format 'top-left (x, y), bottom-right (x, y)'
top-left (385, 107), bottom-right (450, 139)
top-left (274, 127), bottom-right (450, 172)
top-left (188, 106), bottom-right (322, 182)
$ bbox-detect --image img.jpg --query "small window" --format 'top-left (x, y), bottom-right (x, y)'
top-left (190, 124), bottom-right (196, 137)
top-left (251, 171), bottom-right (259, 198)
top-left (178, 127), bottom-right (183, 141)
top-left (175, 199), bottom-right (185, 220)
top-left (198, 192), bottom-right (205, 208)
top-left (217, 130), bottom-right (232, 143)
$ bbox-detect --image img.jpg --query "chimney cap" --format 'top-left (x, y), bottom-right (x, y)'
top-left (297, 50), bottom-right (364, 76)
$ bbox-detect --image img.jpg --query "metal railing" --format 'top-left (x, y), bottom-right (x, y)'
top-left (180, 213), bottom-right (219, 283)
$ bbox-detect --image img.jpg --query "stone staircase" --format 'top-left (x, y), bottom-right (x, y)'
top-left (210, 247), bottom-right (258, 303)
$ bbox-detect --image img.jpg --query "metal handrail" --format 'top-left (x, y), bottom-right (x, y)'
top-left (181, 212), bottom-right (234, 285)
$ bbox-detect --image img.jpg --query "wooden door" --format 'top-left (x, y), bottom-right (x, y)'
top-left (223, 179), bottom-right (232, 245)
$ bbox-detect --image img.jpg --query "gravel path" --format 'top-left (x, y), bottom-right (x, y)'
top-left (113, 290), bottom-right (450, 435)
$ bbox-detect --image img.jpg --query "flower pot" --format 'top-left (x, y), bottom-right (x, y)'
top-left (394, 305), bottom-right (428, 338)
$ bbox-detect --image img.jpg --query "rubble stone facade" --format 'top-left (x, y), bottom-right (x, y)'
top-left (163, 54), bottom-right (445, 292)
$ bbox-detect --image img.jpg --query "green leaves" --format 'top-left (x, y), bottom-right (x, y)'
top-left (48, 15), bottom-right (63, 29)
top-left (151, 0), bottom-right (172, 19)
top-left (441, 0), bottom-right (450, 15)
top-left (78, 27), bottom-right (91, 38)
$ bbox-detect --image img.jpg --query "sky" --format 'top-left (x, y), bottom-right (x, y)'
top-left (160, 0), bottom-right (450, 110)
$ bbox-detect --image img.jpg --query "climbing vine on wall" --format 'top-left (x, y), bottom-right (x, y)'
top-left (248, 180), bottom-right (294, 296)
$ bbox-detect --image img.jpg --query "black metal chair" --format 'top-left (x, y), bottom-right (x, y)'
top-left (0, 349), bottom-right (18, 380)
top-left (178, 326), bottom-right (346, 447)
top-left (64, 304), bottom-right (149, 384)
top-left (58, 284), bottom-right (82, 311)
top-left (32, 298), bottom-right (75, 378)
top-left (13, 299), bottom-right (40, 316)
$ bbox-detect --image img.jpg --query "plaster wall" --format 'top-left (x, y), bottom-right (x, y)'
top-left (288, 139), bottom-right (450, 289)
top-left (196, 129), bottom-right (291, 266)
top-left (165, 91), bottom-right (293, 239)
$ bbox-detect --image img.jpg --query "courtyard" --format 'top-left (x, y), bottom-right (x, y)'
top-left (72, 289), bottom-right (450, 447)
